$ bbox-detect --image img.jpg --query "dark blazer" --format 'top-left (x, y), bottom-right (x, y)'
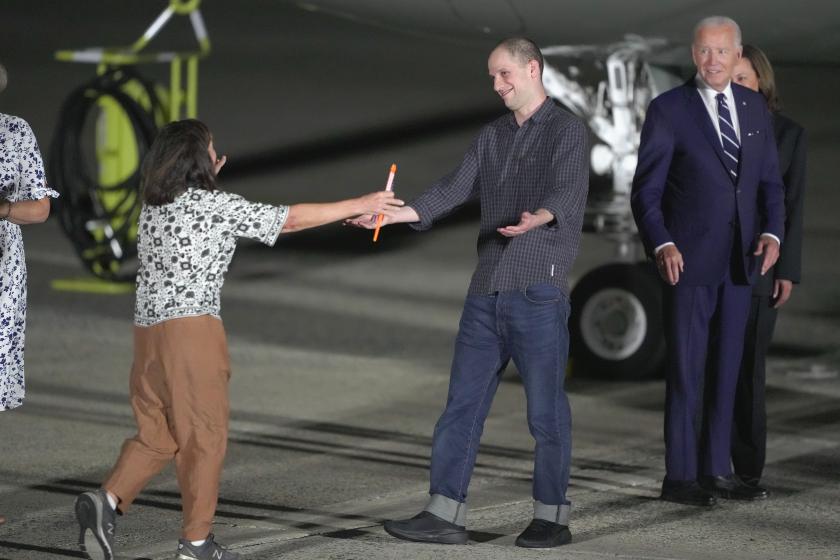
top-left (753, 113), bottom-right (807, 295)
top-left (631, 80), bottom-right (786, 286)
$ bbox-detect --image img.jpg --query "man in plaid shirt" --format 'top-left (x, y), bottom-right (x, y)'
top-left (351, 37), bottom-right (588, 548)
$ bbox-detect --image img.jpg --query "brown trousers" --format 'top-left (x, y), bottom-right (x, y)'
top-left (103, 315), bottom-right (231, 540)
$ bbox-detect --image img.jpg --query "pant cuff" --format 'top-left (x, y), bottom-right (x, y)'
top-left (424, 494), bottom-right (467, 527)
top-left (534, 500), bottom-right (571, 525)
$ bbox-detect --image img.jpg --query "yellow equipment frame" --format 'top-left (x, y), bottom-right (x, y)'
top-left (52, 0), bottom-right (210, 291)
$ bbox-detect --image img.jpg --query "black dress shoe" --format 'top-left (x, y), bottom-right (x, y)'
top-left (660, 480), bottom-right (717, 506)
top-left (383, 511), bottom-right (468, 544)
top-left (515, 519), bottom-right (572, 548)
top-left (735, 474), bottom-right (764, 490)
top-left (700, 475), bottom-right (768, 500)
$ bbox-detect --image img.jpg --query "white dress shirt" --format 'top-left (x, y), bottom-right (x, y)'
top-left (694, 74), bottom-right (741, 145)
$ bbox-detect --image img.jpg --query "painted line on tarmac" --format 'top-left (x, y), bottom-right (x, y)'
top-left (223, 281), bottom-right (462, 333)
top-left (26, 249), bottom-right (82, 268)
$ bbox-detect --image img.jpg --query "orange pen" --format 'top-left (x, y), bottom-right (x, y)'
top-left (373, 163), bottom-right (397, 242)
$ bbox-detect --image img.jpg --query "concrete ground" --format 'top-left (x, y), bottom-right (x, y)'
top-left (1, 1), bottom-right (840, 558)
top-left (2, 210), bottom-right (839, 560)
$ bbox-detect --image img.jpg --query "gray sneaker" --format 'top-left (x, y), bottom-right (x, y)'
top-left (176, 534), bottom-right (240, 559)
top-left (74, 489), bottom-right (116, 560)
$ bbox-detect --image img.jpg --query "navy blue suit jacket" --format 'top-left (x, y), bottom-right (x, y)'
top-left (631, 80), bottom-right (786, 286)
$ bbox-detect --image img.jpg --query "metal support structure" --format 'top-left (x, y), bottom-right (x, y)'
top-left (51, 0), bottom-right (211, 288)
top-left (541, 36), bottom-right (678, 259)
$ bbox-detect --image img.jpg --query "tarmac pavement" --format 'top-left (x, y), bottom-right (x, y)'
top-left (1, 190), bottom-right (838, 558)
top-left (1, 1), bottom-right (840, 558)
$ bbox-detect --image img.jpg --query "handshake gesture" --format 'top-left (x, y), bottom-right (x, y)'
top-left (347, 203), bottom-right (554, 238)
top-left (345, 205), bottom-right (417, 230)
top-left (353, 191), bottom-right (405, 219)
top-left (346, 164), bottom-right (555, 238)
top-left (346, 164), bottom-right (416, 236)
top-left (280, 190), bottom-right (405, 234)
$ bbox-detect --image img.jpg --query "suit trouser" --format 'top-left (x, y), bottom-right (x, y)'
top-left (662, 273), bottom-right (752, 482)
top-left (103, 315), bottom-right (231, 541)
top-left (731, 294), bottom-right (778, 483)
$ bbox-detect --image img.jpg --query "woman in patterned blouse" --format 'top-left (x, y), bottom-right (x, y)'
top-left (74, 119), bottom-right (403, 560)
top-left (0, 62), bottom-right (60, 526)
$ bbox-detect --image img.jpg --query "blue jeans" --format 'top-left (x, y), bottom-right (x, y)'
top-left (429, 284), bottom-right (572, 506)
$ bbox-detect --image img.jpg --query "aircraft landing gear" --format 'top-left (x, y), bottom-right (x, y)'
top-left (570, 262), bottom-right (665, 379)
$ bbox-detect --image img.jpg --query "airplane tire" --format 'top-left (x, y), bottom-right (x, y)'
top-left (569, 262), bottom-right (665, 379)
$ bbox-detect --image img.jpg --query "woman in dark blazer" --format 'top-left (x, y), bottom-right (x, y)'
top-left (731, 44), bottom-right (808, 488)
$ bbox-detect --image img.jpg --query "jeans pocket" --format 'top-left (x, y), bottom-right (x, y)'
top-left (523, 283), bottom-right (562, 304)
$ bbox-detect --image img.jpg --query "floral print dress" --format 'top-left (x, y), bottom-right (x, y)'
top-left (0, 113), bottom-right (59, 411)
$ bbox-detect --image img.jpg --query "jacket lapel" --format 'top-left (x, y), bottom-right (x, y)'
top-left (684, 82), bottom-right (731, 177)
top-left (732, 84), bottom-right (752, 185)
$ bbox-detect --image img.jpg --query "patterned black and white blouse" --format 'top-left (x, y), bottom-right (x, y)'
top-left (134, 187), bottom-right (288, 326)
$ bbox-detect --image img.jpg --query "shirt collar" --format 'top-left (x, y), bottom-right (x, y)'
top-left (507, 96), bottom-right (553, 128)
top-left (694, 73), bottom-right (734, 105)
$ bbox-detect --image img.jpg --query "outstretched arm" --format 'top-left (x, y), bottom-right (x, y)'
top-left (283, 191), bottom-right (404, 234)
top-left (345, 205), bottom-right (420, 229)
top-left (351, 133), bottom-right (481, 232)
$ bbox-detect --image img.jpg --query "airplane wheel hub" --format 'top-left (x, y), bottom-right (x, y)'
top-left (580, 288), bottom-right (647, 360)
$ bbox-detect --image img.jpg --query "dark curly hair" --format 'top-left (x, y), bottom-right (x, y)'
top-left (141, 119), bottom-right (217, 206)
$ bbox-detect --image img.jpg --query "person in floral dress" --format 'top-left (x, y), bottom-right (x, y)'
top-left (0, 63), bottom-right (59, 412)
top-left (0, 62), bottom-right (59, 525)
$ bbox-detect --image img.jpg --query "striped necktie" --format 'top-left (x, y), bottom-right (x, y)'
top-left (716, 92), bottom-right (740, 182)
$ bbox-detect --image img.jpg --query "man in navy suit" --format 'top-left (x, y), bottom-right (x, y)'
top-left (631, 16), bottom-right (785, 506)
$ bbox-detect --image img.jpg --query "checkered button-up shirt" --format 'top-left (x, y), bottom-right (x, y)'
top-left (409, 98), bottom-right (589, 295)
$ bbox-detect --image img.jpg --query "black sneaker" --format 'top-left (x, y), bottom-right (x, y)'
top-left (515, 519), bottom-right (572, 548)
top-left (176, 534), bottom-right (240, 559)
top-left (383, 511), bottom-right (468, 544)
top-left (74, 489), bottom-right (116, 560)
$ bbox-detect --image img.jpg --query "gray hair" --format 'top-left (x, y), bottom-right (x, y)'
top-left (0, 63), bottom-right (7, 93)
top-left (693, 16), bottom-right (742, 47)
